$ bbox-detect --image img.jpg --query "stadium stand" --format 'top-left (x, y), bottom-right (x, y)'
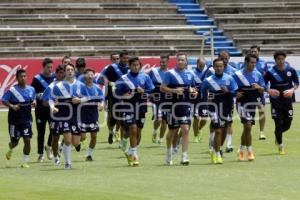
top-left (0, 0), bottom-right (241, 57)
top-left (199, 0), bottom-right (300, 55)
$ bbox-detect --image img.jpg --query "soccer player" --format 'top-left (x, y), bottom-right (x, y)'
top-left (190, 57), bottom-right (209, 143)
top-left (80, 69), bottom-right (104, 161)
top-left (75, 57), bottom-right (86, 78)
top-left (101, 50), bottom-right (129, 147)
top-left (201, 58), bottom-right (238, 164)
top-left (249, 45), bottom-right (268, 140)
top-left (161, 53), bottom-right (197, 166)
top-left (148, 55), bottom-right (169, 144)
top-left (205, 51), bottom-right (237, 153)
top-left (48, 63), bottom-right (87, 169)
top-left (234, 54), bottom-right (266, 161)
top-left (62, 55), bottom-right (72, 65)
top-left (2, 69), bottom-right (36, 168)
top-left (97, 52), bottom-right (121, 143)
top-left (41, 65), bottom-right (65, 165)
top-left (115, 57), bottom-right (154, 166)
top-left (264, 51), bottom-right (299, 155)
top-left (31, 58), bottom-right (55, 162)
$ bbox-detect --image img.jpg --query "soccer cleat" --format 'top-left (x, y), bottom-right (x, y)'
top-left (54, 157), bottom-right (60, 165)
top-left (238, 150), bottom-right (245, 161)
top-left (21, 163), bottom-right (30, 168)
top-left (132, 156), bottom-right (139, 166)
top-left (6, 149), bottom-right (13, 160)
top-left (216, 155), bottom-right (223, 164)
top-left (45, 145), bottom-right (53, 160)
top-left (180, 159), bottom-right (190, 166)
top-left (225, 147), bottom-right (233, 153)
top-left (259, 134), bottom-right (266, 140)
top-left (210, 151), bottom-right (216, 164)
top-left (64, 163), bottom-right (72, 170)
top-left (85, 155), bottom-right (93, 162)
top-left (125, 152), bottom-right (133, 166)
top-left (75, 143), bottom-right (81, 152)
top-left (37, 154), bottom-right (44, 163)
top-left (108, 134), bottom-right (114, 144)
top-left (278, 146), bottom-right (285, 155)
top-left (248, 151), bottom-right (255, 161)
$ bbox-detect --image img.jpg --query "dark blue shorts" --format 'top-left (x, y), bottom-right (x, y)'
top-left (9, 123), bottom-right (32, 143)
top-left (79, 122), bottom-right (99, 133)
top-left (50, 121), bottom-right (81, 135)
top-left (167, 104), bottom-right (192, 129)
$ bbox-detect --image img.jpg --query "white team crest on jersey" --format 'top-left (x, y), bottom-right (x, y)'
top-left (287, 71), bottom-right (292, 77)
top-left (72, 126), bottom-right (76, 131)
top-left (140, 79), bottom-right (145, 85)
top-left (202, 109), bottom-right (207, 114)
top-left (24, 129), bottom-right (28, 134)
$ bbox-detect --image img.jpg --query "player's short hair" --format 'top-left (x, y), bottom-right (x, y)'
top-left (213, 58), bottom-right (224, 66)
top-left (244, 54), bottom-right (257, 63)
top-left (62, 55), bottom-right (71, 64)
top-left (110, 52), bottom-right (119, 58)
top-left (75, 57), bottom-right (86, 68)
top-left (16, 68), bottom-right (26, 78)
top-left (196, 57), bottom-right (206, 65)
top-left (55, 65), bottom-right (64, 73)
top-left (218, 50), bottom-right (230, 57)
top-left (128, 57), bottom-right (141, 66)
top-left (176, 52), bottom-right (187, 59)
top-left (84, 68), bottom-right (95, 74)
top-left (63, 63), bottom-right (75, 71)
top-left (273, 51), bottom-right (287, 59)
top-left (250, 45), bottom-right (260, 51)
top-left (42, 58), bottom-right (53, 67)
top-left (119, 50), bottom-right (129, 58)
top-left (160, 55), bottom-right (169, 60)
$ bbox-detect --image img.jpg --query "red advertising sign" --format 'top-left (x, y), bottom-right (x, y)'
top-left (0, 57), bottom-right (176, 98)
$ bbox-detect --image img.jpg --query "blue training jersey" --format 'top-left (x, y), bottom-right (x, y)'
top-left (163, 67), bottom-right (195, 102)
top-left (2, 84), bottom-right (36, 124)
top-left (201, 73), bottom-right (238, 103)
top-left (148, 67), bottom-right (167, 101)
top-left (80, 83), bottom-right (104, 124)
top-left (233, 69), bottom-right (266, 103)
top-left (115, 71), bottom-right (154, 102)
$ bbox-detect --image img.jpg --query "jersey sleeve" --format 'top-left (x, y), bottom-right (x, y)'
top-left (291, 68), bottom-right (299, 86)
top-left (200, 80), bottom-right (209, 101)
top-left (1, 89), bottom-right (11, 103)
top-left (229, 77), bottom-right (238, 94)
top-left (257, 72), bottom-right (266, 88)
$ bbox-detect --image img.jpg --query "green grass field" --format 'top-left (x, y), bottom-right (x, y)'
top-left (0, 104), bottom-right (299, 200)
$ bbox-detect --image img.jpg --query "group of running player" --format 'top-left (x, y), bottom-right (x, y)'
top-left (2, 46), bottom-right (299, 169)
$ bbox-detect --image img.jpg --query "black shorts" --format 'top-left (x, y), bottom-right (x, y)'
top-left (79, 122), bottom-right (99, 133)
top-left (271, 102), bottom-right (293, 119)
top-left (50, 121), bottom-right (81, 136)
top-left (107, 96), bottom-right (122, 126)
top-left (152, 102), bottom-right (167, 121)
top-left (9, 123), bottom-right (32, 143)
top-left (122, 111), bottom-right (146, 129)
top-left (193, 103), bottom-right (209, 118)
top-left (209, 102), bottom-right (233, 129)
top-left (237, 102), bottom-right (256, 125)
top-left (35, 107), bottom-right (50, 123)
top-left (167, 104), bottom-right (192, 129)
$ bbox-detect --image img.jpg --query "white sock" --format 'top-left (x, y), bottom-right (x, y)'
top-left (166, 148), bottom-right (172, 156)
top-left (226, 133), bottom-right (232, 148)
top-left (87, 147), bottom-right (93, 157)
top-left (182, 151), bottom-right (188, 160)
top-left (247, 146), bottom-right (253, 152)
top-left (240, 145), bottom-right (246, 151)
top-left (216, 151), bottom-right (221, 157)
top-left (260, 131), bottom-right (264, 135)
top-left (131, 147), bottom-right (137, 157)
top-left (209, 131), bottom-right (215, 148)
top-left (22, 154), bottom-right (29, 163)
top-left (63, 144), bottom-right (72, 165)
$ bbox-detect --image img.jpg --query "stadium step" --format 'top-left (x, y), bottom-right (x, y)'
top-left (185, 14), bottom-right (209, 20)
top-left (187, 19), bottom-right (214, 26)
